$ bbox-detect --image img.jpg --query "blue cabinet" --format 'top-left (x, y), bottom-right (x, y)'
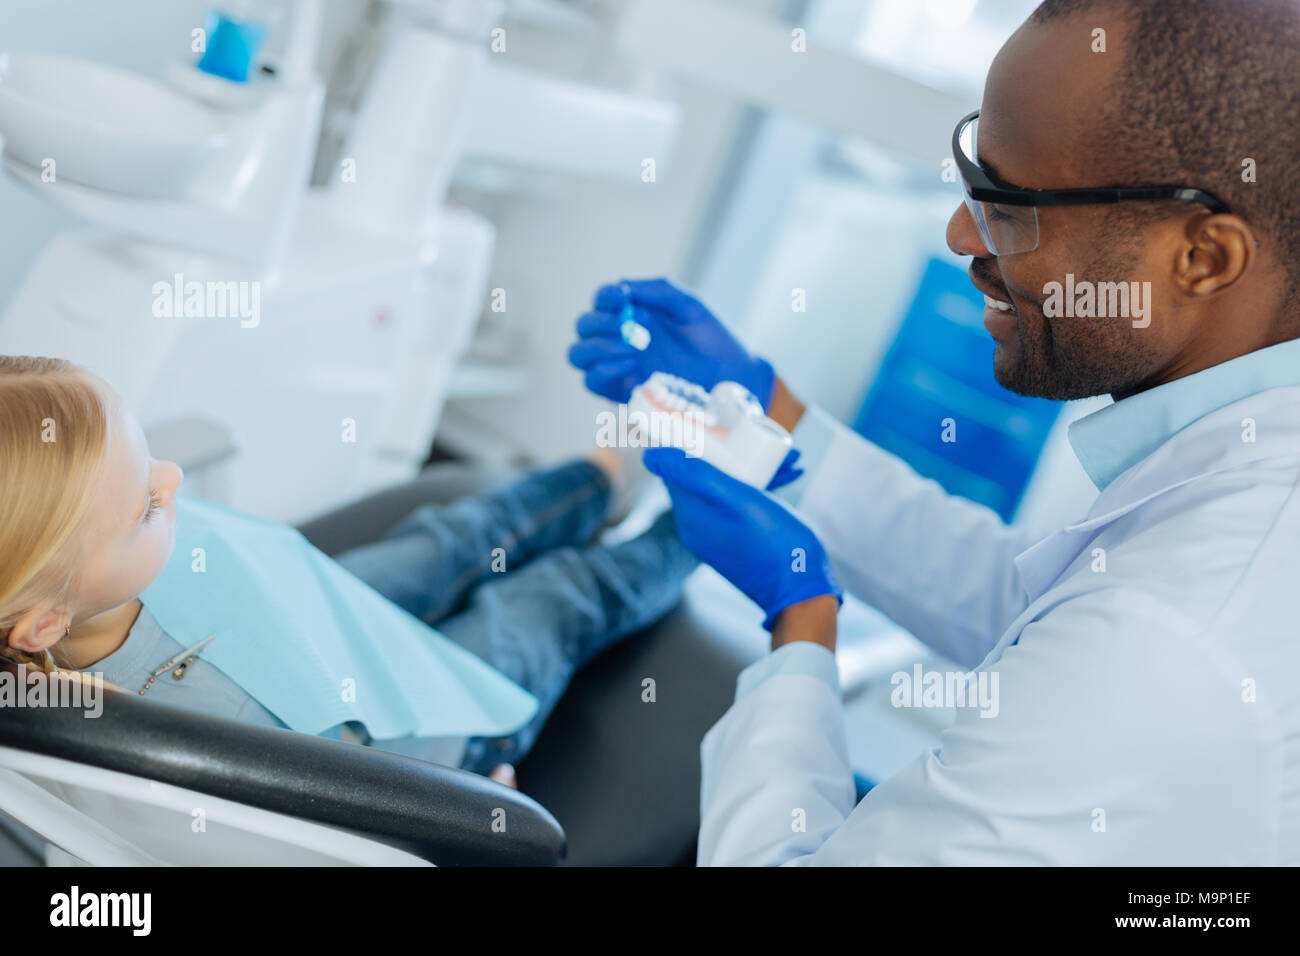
top-left (852, 258), bottom-right (1061, 521)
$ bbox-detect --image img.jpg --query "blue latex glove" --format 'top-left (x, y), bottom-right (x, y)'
top-left (644, 447), bottom-right (842, 631)
top-left (767, 448), bottom-right (804, 492)
top-left (568, 277), bottom-right (776, 409)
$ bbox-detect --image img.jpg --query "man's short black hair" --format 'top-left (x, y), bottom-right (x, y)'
top-left (1031, 0), bottom-right (1300, 318)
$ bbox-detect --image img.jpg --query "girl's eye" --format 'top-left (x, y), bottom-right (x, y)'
top-left (142, 490), bottom-right (162, 524)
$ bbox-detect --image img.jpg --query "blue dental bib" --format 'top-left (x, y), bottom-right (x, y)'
top-left (140, 496), bottom-right (538, 740)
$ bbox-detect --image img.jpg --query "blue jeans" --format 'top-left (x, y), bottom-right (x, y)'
top-left (332, 461), bottom-right (698, 775)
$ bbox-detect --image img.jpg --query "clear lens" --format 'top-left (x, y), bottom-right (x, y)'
top-left (964, 191), bottom-right (1039, 255)
top-left (958, 116), bottom-right (1039, 255)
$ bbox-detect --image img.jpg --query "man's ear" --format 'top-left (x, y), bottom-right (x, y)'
top-left (1177, 213), bottom-right (1256, 297)
top-left (7, 606), bottom-right (71, 654)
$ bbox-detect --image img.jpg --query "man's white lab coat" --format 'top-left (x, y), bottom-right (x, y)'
top-left (698, 382), bottom-right (1300, 865)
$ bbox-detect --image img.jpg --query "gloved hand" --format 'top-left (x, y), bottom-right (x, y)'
top-left (644, 447), bottom-right (841, 631)
top-left (568, 277), bottom-right (776, 409)
top-left (766, 448), bottom-right (804, 492)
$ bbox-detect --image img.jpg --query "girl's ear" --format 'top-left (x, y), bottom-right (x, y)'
top-left (7, 606), bottom-right (71, 654)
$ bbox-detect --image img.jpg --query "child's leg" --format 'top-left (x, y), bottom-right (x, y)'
top-left (333, 460), bottom-right (611, 623)
top-left (435, 510), bottom-right (698, 776)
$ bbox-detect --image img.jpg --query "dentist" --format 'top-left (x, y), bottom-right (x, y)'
top-left (570, 0), bottom-right (1300, 865)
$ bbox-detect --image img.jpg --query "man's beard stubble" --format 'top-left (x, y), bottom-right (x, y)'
top-left (989, 234), bottom-right (1161, 401)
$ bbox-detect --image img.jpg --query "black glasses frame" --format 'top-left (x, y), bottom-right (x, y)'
top-left (952, 110), bottom-right (1231, 214)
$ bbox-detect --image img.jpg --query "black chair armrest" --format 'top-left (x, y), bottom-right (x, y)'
top-left (0, 684), bottom-right (566, 866)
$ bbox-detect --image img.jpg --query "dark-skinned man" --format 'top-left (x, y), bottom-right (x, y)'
top-left (570, 0), bottom-right (1300, 864)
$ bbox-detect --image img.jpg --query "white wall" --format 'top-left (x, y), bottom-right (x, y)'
top-left (439, 1), bottom-right (788, 465)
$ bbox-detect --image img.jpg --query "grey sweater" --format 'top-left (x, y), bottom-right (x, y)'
top-left (83, 604), bottom-right (468, 768)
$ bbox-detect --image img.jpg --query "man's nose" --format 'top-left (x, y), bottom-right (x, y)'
top-left (946, 202), bottom-right (993, 259)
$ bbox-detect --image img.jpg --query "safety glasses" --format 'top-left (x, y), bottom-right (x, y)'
top-left (952, 110), bottom-right (1232, 255)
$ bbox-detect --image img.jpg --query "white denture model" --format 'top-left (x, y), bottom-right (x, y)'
top-left (627, 372), bottom-right (794, 489)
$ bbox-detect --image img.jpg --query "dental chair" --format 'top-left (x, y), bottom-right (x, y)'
top-left (0, 463), bottom-right (764, 866)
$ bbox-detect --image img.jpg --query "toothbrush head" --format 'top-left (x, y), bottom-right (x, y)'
top-left (619, 303), bottom-right (651, 351)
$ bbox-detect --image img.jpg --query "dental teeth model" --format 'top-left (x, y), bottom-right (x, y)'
top-left (627, 372), bottom-right (794, 489)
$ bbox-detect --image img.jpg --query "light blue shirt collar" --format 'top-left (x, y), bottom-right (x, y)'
top-left (1068, 337), bottom-right (1300, 490)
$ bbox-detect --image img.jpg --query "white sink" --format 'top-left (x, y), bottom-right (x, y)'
top-left (0, 51), bottom-right (228, 198)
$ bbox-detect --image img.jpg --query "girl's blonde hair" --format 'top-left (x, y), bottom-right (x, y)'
top-left (0, 356), bottom-right (111, 678)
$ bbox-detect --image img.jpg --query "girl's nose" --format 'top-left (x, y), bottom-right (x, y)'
top-left (157, 461), bottom-right (184, 504)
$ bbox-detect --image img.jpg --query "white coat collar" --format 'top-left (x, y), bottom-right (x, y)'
top-left (1068, 337), bottom-right (1300, 491)
top-left (1014, 385), bottom-right (1300, 605)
